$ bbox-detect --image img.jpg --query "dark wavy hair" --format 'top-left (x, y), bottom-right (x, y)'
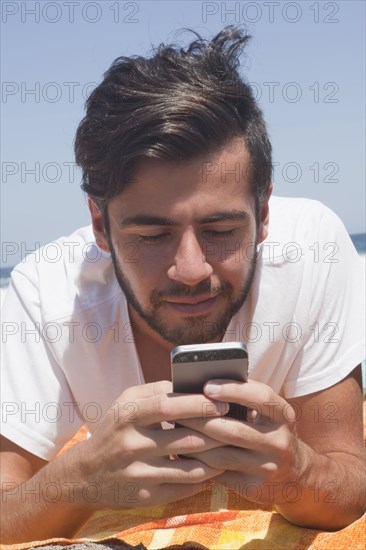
top-left (75, 26), bottom-right (272, 219)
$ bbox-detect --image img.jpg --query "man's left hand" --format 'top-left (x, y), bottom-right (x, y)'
top-left (177, 379), bottom-right (304, 506)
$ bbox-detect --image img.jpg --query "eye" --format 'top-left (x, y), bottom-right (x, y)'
top-left (136, 233), bottom-right (170, 244)
top-left (204, 229), bottom-right (236, 239)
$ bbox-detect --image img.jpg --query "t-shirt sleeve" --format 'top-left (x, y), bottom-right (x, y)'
top-left (1, 265), bottom-right (84, 460)
top-left (283, 202), bottom-right (365, 398)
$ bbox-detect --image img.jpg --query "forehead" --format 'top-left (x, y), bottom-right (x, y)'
top-left (109, 138), bottom-right (254, 219)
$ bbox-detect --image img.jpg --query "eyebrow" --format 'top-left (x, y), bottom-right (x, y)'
top-left (118, 210), bottom-right (248, 228)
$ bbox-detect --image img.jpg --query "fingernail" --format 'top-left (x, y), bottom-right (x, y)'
top-left (247, 408), bottom-right (259, 422)
top-left (205, 381), bottom-right (223, 395)
top-left (215, 402), bottom-right (230, 415)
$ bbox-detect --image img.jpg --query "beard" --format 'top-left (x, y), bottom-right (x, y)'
top-left (107, 235), bottom-right (258, 346)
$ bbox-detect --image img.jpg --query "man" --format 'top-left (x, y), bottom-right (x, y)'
top-left (1, 27), bottom-right (365, 543)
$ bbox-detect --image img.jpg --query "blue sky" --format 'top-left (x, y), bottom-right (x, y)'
top-left (1, 0), bottom-right (365, 266)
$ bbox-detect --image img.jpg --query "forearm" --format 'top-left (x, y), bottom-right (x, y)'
top-left (0, 384), bottom-right (227, 544)
top-left (275, 443), bottom-right (366, 530)
top-left (0, 443), bottom-right (95, 544)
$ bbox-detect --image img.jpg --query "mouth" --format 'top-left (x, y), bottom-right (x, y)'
top-left (164, 294), bottom-right (220, 315)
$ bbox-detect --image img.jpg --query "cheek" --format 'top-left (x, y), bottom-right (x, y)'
top-left (219, 259), bottom-right (248, 283)
top-left (115, 238), bottom-right (149, 268)
top-left (116, 246), bottom-right (165, 290)
top-left (241, 241), bottom-right (258, 264)
top-left (209, 235), bottom-right (257, 273)
top-left (118, 242), bottom-right (142, 265)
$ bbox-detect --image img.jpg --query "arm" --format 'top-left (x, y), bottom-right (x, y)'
top-left (276, 364), bottom-right (365, 528)
top-left (0, 381), bottom-right (227, 544)
top-left (0, 436), bottom-right (95, 543)
top-left (179, 365), bottom-right (365, 530)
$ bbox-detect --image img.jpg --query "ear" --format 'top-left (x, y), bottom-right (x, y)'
top-left (87, 197), bottom-right (111, 253)
top-left (257, 183), bottom-right (272, 244)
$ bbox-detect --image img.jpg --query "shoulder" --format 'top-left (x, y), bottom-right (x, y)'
top-left (264, 196), bottom-right (355, 263)
top-left (9, 225), bottom-right (121, 321)
top-left (268, 195), bottom-right (344, 240)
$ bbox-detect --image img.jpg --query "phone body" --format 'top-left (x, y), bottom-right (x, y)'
top-left (171, 341), bottom-right (248, 421)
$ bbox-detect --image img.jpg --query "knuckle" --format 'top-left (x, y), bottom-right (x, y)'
top-left (153, 380), bottom-right (172, 395)
top-left (119, 437), bottom-right (137, 460)
top-left (183, 432), bottom-right (196, 452)
top-left (137, 487), bottom-right (152, 505)
top-left (121, 385), bottom-right (139, 401)
top-left (229, 422), bottom-right (249, 445)
top-left (124, 463), bottom-right (143, 482)
top-left (263, 387), bottom-right (275, 404)
top-left (155, 394), bottom-right (173, 420)
top-left (272, 430), bottom-right (291, 457)
top-left (263, 461), bottom-right (279, 476)
top-left (189, 466), bottom-right (212, 482)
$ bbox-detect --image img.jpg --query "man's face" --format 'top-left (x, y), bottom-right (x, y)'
top-left (90, 138), bottom-right (270, 346)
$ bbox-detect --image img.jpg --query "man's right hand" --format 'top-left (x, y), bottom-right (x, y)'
top-left (0, 380), bottom-right (228, 543)
top-left (75, 380), bottom-right (228, 509)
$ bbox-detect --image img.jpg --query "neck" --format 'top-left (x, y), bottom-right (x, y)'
top-left (128, 305), bottom-right (173, 383)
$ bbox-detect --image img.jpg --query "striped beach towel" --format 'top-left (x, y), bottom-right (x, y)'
top-left (2, 419), bottom-right (365, 550)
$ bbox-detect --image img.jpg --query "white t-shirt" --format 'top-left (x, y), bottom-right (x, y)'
top-left (1, 197), bottom-right (365, 460)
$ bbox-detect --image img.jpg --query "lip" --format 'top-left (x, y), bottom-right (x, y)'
top-left (164, 294), bottom-right (220, 315)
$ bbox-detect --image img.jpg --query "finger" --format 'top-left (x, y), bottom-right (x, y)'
top-left (121, 380), bottom-right (173, 401)
top-left (124, 457), bottom-right (223, 485)
top-left (203, 380), bottom-right (295, 423)
top-left (177, 416), bottom-right (269, 451)
top-left (156, 427), bottom-right (227, 455)
top-left (135, 393), bottom-right (230, 427)
top-left (183, 447), bottom-right (278, 474)
top-left (133, 480), bottom-right (217, 508)
top-left (134, 427), bottom-right (226, 457)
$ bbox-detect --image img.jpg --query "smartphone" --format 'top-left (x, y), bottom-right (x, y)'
top-left (171, 341), bottom-right (248, 421)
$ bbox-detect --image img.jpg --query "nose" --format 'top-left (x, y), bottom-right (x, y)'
top-left (167, 228), bottom-right (213, 286)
